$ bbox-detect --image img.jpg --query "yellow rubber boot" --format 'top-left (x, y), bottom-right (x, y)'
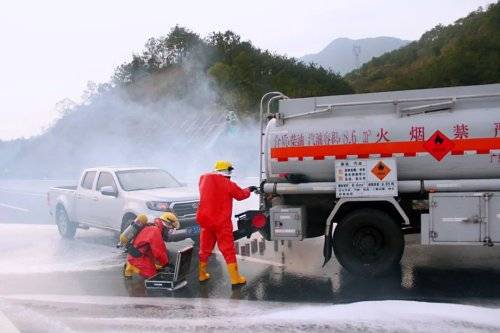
top-left (199, 261), bottom-right (211, 282)
top-left (124, 262), bottom-right (140, 278)
top-left (227, 263), bottom-right (246, 286)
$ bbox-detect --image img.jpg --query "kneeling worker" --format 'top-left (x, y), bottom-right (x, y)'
top-left (124, 212), bottom-right (180, 278)
top-left (196, 160), bottom-right (257, 286)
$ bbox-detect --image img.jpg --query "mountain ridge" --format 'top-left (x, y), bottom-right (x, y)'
top-left (301, 36), bottom-right (410, 75)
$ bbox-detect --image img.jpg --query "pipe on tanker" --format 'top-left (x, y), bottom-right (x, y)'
top-left (263, 182), bottom-right (336, 194)
top-left (263, 181), bottom-right (420, 194)
top-left (423, 179), bottom-right (500, 192)
top-left (263, 179), bottom-right (500, 195)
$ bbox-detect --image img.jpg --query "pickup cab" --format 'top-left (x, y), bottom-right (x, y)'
top-left (48, 167), bottom-right (200, 239)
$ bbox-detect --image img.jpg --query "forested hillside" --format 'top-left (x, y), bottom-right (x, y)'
top-left (113, 27), bottom-right (352, 114)
top-left (346, 2), bottom-right (500, 92)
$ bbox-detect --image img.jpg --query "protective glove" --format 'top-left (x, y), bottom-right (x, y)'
top-left (248, 186), bottom-right (258, 193)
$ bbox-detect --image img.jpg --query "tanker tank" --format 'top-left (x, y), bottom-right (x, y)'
top-left (264, 84), bottom-right (500, 183)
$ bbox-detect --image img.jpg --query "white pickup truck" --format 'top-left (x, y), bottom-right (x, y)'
top-left (48, 167), bottom-right (200, 238)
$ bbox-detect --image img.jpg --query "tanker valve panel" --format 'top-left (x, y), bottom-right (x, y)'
top-left (269, 205), bottom-right (306, 241)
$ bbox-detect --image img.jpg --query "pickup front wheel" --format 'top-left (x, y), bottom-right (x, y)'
top-left (333, 208), bottom-right (404, 276)
top-left (56, 207), bottom-right (77, 239)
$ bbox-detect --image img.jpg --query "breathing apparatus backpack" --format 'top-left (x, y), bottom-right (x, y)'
top-left (117, 215), bottom-right (195, 257)
top-left (117, 215), bottom-right (152, 257)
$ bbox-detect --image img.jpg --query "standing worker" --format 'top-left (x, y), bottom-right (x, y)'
top-left (123, 212), bottom-right (180, 279)
top-left (196, 160), bottom-right (257, 286)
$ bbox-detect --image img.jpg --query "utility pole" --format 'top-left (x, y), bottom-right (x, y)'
top-left (352, 44), bottom-right (361, 69)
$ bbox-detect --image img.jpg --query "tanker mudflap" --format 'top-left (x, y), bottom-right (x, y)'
top-left (322, 220), bottom-right (334, 267)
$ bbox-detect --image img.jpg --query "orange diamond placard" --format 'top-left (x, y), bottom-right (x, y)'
top-left (371, 160), bottom-right (391, 180)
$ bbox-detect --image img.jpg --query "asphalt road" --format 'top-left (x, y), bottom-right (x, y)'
top-left (1, 179), bottom-right (500, 331)
top-left (0, 179), bottom-right (75, 225)
top-left (3, 227), bottom-right (500, 305)
top-left (1, 178), bottom-right (500, 305)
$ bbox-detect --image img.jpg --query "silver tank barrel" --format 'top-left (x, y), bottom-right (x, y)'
top-left (265, 84), bottom-right (500, 183)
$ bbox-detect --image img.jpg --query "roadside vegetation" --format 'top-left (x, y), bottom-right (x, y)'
top-left (112, 27), bottom-right (353, 115)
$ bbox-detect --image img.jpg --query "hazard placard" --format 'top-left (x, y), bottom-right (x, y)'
top-left (423, 130), bottom-right (454, 161)
top-left (371, 160), bottom-right (391, 180)
top-left (335, 158), bottom-right (398, 198)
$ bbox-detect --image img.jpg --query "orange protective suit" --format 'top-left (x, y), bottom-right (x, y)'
top-left (196, 172), bottom-right (251, 264)
top-left (126, 222), bottom-right (168, 278)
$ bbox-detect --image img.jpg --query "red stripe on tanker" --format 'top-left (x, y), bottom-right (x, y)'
top-left (265, 103), bottom-right (500, 182)
top-left (271, 122), bottom-right (500, 161)
top-left (271, 135), bottom-right (500, 161)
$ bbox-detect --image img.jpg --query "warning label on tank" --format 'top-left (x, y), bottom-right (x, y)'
top-left (335, 158), bottom-right (398, 198)
top-left (371, 161), bottom-right (391, 180)
top-left (423, 130), bottom-right (455, 161)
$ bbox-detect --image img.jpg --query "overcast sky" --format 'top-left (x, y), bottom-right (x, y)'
top-left (0, 0), bottom-right (495, 140)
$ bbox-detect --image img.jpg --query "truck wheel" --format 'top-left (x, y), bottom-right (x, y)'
top-left (56, 207), bottom-right (77, 239)
top-left (333, 208), bottom-right (404, 276)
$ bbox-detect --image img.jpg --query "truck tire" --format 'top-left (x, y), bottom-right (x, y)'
top-left (333, 208), bottom-right (404, 276)
top-left (56, 207), bottom-right (77, 239)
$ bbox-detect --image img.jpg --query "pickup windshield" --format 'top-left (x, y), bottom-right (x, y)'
top-left (116, 169), bottom-right (181, 191)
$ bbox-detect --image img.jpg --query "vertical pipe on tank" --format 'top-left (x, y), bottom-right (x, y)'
top-left (259, 92), bottom-right (287, 209)
top-left (259, 93), bottom-right (282, 184)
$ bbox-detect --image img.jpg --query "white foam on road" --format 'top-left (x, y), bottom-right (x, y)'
top-left (0, 224), bottom-right (122, 274)
top-left (1, 294), bottom-right (500, 332)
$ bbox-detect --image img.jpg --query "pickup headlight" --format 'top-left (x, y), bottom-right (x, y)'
top-left (146, 201), bottom-right (171, 211)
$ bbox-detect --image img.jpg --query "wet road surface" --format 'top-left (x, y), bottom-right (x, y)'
top-left (2, 180), bottom-right (500, 331)
top-left (1, 225), bottom-right (500, 332)
top-left (1, 224), bottom-right (500, 306)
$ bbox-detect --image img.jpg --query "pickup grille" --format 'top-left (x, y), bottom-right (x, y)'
top-left (171, 201), bottom-right (198, 217)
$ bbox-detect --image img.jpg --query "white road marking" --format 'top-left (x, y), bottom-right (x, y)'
top-left (0, 310), bottom-right (19, 333)
top-left (0, 188), bottom-right (44, 197)
top-left (0, 203), bottom-right (30, 213)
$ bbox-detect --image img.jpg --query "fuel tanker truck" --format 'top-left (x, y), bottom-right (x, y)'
top-left (252, 83), bottom-right (500, 276)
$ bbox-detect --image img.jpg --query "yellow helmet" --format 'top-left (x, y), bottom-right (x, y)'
top-left (135, 214), bottom-right (148, 225)
top-left (214, 160), bottom-right (233, 172)
top-left (160, 212), bottom-right (180, 229)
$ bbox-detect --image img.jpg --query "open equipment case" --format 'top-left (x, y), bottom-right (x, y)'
top-left (145, 245), bottom-right (193, 291)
